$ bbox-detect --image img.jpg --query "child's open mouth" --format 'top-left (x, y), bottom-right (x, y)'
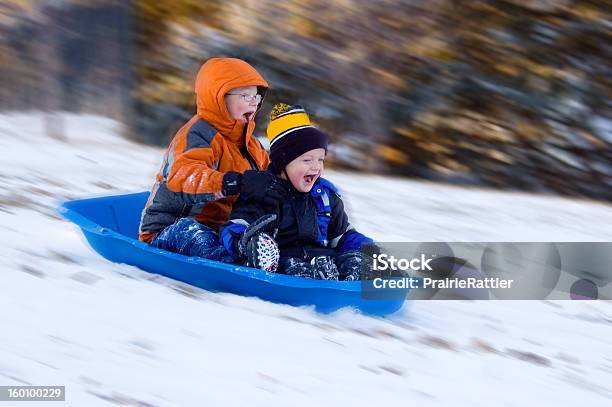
top-left (303, 174), bottom-right (317, 184)
top-left (243, 111), bottom-right (255, 122)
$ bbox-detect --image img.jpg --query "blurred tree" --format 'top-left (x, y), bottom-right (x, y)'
top-left (218, 0), bottom-right (455, 172)
top-left (1, 0), bottom-right (610, 200)
top-left (0, 0), bottom-right (132, 125)
top-left (131, 0), bottom-right (224, 143)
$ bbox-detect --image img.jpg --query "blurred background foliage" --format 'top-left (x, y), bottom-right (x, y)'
top-left (0, 0), bottom-right (610, 200)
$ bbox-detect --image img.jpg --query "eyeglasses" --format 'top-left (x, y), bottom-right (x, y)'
top-left (226, 93), bottom-right (262, 104)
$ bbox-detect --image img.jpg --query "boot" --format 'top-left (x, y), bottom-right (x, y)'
top-left (245, 232), bottom-right (280, 272)
top-left (310, 256), bottom-right (339, 280)
top-left (282, 258), bottom-right (315, 279)
top-left (337, 250), bottom-right (365, 281)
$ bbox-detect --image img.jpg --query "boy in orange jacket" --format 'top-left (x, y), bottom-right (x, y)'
top-left (139, 58), bottom-right (284, 260)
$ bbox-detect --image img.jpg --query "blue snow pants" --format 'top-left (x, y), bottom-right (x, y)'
top-left (151, 218), bottom-right (233, 262)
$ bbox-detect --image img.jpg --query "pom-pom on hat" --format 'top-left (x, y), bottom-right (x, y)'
top-left (266, 103), bottom-right (328, 173)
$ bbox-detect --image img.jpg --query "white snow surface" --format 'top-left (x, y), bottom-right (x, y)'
top-left (1, 113), bottom-right (611, 406)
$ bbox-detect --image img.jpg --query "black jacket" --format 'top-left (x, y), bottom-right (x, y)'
top-left (220, 177), bottom-right (369, 260)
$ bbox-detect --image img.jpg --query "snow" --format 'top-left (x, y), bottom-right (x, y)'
top-left (1, 112), bottom-right (611, 406)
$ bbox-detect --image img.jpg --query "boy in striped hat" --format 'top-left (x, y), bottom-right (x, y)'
top-left (220, 103), bottom-right (374, 280)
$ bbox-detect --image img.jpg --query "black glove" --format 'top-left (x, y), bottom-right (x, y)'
top-left (225, 214), bottom-right (278, 259)
top-left (238, 214), bottom-right (277, 255)
top-left (222, 170), bottom-right (286, 206)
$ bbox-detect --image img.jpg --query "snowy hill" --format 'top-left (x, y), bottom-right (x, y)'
top-left (1, 113), bottom-right (611, 406)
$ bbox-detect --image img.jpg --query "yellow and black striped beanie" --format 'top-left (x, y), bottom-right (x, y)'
top-left (266, 103), bottom-right (328, 173)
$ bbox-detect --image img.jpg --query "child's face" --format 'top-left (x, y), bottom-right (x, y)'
top-left (224, 86), bottom-right (259, 123)
top-left (282, 148), bottom-right (326, 193)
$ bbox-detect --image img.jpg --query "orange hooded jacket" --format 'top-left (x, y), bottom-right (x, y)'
top-left (139, 58), bottom-right (270, 243)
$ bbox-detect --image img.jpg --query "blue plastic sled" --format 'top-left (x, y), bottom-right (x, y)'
top-left (58, 192), bottom-right (405, 315)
